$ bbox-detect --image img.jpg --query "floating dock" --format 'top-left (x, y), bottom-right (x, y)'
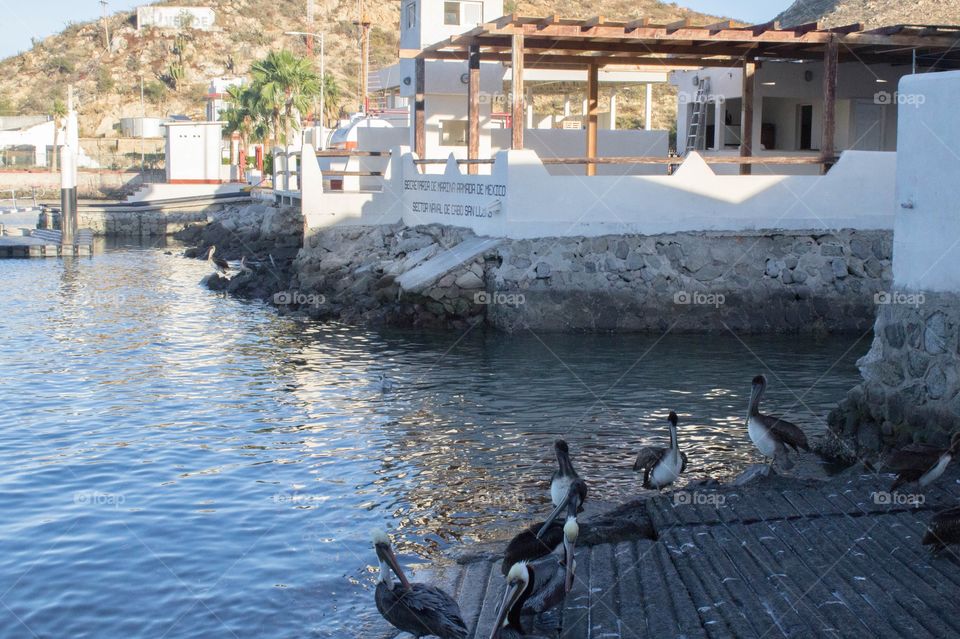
top-left (0, 228), bottom-right (94, 258)
top-left (369, 469), bottom-right (960, 639)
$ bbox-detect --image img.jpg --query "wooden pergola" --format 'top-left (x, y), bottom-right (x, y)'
top-left (407, 17), bottom-right (960, 175)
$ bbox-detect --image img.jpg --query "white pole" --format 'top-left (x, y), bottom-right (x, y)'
top-left (713, 99), bottom-right (724, 150)
top-left (645, 83), bottom-right (653, 131)
top-left (609, 92), bottom-right (617, 130)
top-left (320, 32), bottom-right (326, 150)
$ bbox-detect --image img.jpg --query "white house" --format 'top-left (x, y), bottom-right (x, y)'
top-left (672, 60), bottom-right (910, 173)
top-left (371, 0), bottom-right (670, 162)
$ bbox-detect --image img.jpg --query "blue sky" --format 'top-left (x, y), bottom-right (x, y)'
top-left (0, 1), bottom-right (785, 60)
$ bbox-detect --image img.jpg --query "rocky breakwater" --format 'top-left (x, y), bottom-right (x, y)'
top-left (825, 292), bottom-right (960, 461)
top-left (178, 203), bottom-right (303, 301)
top-left (286, 223), bottom-right (892, 333)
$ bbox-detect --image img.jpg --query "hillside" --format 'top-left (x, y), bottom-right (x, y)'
top-left (777, 0), bottom-right (960, 29)
top-left (0, 0), bottom-right (733, 141)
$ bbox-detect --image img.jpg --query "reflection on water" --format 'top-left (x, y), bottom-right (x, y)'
top-left (0, 245), bottom-right (870, 638)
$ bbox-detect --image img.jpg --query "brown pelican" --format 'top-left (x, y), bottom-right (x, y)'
top-left (633, 411), bottom-right (688, 490)
top-left (923, 505), bottom-right (960, 553)
top-left (238, 256), bottom-right (253, 274)
top-left (501, 519), bottom-right (565, 576)
top-left (887, 433), bottom-right (960, 490)
top-left (487, 564), bottom-right (551, 639)
top-left (747, 375), bottom-right (809, 469)
top-left (372, 530), bottom-right (468, 639)
top-left (206, 246), bottom-right (230, 275)
top-left (490, 518), bottom-right (578, 638)
top-left (537, 440), bottom-right (587, 538)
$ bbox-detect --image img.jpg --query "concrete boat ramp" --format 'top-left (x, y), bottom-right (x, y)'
top-left (368, 469), bottom-right (960, 638)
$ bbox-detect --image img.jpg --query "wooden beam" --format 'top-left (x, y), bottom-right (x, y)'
top-left (511, 33), bottom-right (524, 150)
top-left (828, 22), bottom-right (865, 34)
top-left (790, 21), bottom-right (823, 34)
top-left (740, 58), bottom-right (756, 175)
top-left (624, 17), bottom-right (651, 32)
top-left (582, 16), bottom-right (605, 30)
top-left (750, 20), bottom-right (781, 36)
top-left (414, 57), bottom-right (425, 160)
top-left (666, 18), bottom-right (691, 34)
top-left (467, 44), bottom-right (480, 175)
top-left (705, 20), bottom-right (734, 34)
top-left (537, 15), bottom-right (556, 29)
top-left (586, 63), bottom-right (599, 176)
top-left (821, 35), bottom-right (839, 172)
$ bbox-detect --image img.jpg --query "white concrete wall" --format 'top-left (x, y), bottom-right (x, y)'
top-left (0, 121), bottom-right (60, 167)
top-left (302, 145), bottom-right (895, 239)
top-left (893, 71), bottom-right (960, 293)
top-left (399, 0), bottom-right (502, 51)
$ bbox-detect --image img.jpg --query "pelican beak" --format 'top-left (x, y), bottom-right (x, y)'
top-left (489, 579), bottom-right (524, 639)
top-left (378, 543), bottom-right (411, 589)
top-left (563, 535), bottom-right (576, 593)
top-left (537, 492), bottom-right (570, 538)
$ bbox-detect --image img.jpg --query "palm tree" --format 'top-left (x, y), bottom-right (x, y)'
top-left (320, 72), bottom-right (342, 127)
top-left (50, 98), bottom-right (66, 172)
top-left (250, 50), bottom-right (320, 148)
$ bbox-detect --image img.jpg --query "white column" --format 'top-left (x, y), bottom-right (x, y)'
top-left (713, 99), bottom-right (724, 150)
top-left (563, 94), bottom-right (570, 118)
top-left (526, 103), bottom-right (533, 129)
top-left (609, 92), bottom-right (617, 130)
top-left (645, 84), bottom-right (654, 131)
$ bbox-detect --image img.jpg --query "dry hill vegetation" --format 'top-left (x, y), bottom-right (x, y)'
top-left (0, 0), bottom-right (738, 140)
top-left (776, 0), bottom-right (960, 29)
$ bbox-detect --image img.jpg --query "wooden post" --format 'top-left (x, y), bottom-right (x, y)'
top-left (414, 57), bottom-right (425, 160)
top-left (467, 44), bottom-right (480, 174)
top-left (740, 59), bottom-right (756, 175)
top-left (511, 33), bottom-right (524, 149)
top-left (586, 63), bottom-right (599, 176)
top-left (821, 36), bottom-right (839, 173)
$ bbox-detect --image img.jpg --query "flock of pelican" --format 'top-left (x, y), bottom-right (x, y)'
top-left (369, 373), bottom-right (960, 637)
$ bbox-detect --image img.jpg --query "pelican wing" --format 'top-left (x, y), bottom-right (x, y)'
top-left (923, 506), bottom-right (960, 549)
top-left (633, 446), bottom-right (666, 472)
top-left (521, 555), bottom-right (567, 615)
top-left (680, 449), bottom-right (689, 473)
top-left (502, 520), bottom-right (563, 575)
top-left (887, 444), bottom-right (942, 471)
top-left (398, 583), bottom-right (468, 639)
top-left (758, 414), bottom-right (809, 451)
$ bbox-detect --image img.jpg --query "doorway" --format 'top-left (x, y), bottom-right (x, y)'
top-left (796, 104), bottom-right (813, 150)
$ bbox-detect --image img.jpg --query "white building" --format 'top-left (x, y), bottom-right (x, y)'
top-left (371, 0), bottom-right (670, 161)
top-left (672, 60), bottom-right (909, 173)
top-left (164, 121), bottom-right (225, 184)
top-left (206, 77), bottom-right (246, 122)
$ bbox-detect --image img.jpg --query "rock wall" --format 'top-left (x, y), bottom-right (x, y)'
top-left (78, 207), bottom-right (215, 236)
top-left (286, 223), bottom-right (893, 333)
top-left (827, 292), bottom-right (960, 459)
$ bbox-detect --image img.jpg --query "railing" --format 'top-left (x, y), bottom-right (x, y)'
top-left (411, 155), bottom-right (838, 174)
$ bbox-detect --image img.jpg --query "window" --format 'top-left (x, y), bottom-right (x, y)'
top-left (405, 2), bottom-right (416, 29)
top-left (444, 1), bottom-right (482, 26)
top-left (439, 120), bottom-right (468, 146)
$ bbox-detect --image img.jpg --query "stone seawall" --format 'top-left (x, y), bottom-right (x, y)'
top-left (826, 292), bottom-right (960, 458)
top-left (79, 206), bottom-right (227, 236)
top-left (289, 223), bottom-right (893, 333)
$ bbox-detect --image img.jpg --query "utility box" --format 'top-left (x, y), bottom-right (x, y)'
top-left (165, 121), bottom-right (223, 184)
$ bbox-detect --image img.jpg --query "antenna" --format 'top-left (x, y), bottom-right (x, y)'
top-left (99, 0), bottom-right (111, 52)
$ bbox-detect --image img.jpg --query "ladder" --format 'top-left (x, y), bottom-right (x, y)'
top-left (684, 77), bottom-right (711, 154)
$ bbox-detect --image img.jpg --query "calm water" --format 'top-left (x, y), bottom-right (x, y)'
top-left (0, 244), bottom-right (870, 638)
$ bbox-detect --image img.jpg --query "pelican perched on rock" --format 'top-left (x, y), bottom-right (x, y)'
top-left (537, 440), bottom-right (587, 538)
top-left (923, 505), bottom-right (960, 553)
top-left (206, 246), bottom-right (230, 275)
top-left (887, 433), bottom-right (960, 490)
top-left (633, 411), bottom-right (688, 490)
top-left (747, 375), bottom-right (809, 469)
top-left (491, 518), bottom-right (578, 638)
top-left (372, 530), bottom-right (467, 639)
top-left (238, 256), bottom-right (253, 274)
